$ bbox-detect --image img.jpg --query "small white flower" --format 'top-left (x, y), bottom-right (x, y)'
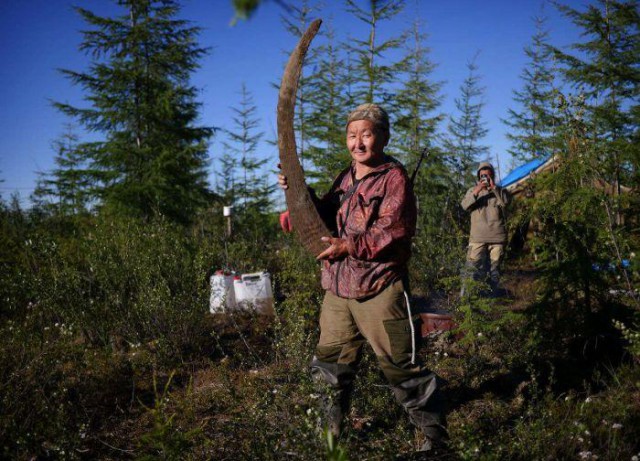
top-left (611, 423), bottom-right (622, 430)
top-left (477, 332), bottom-right (483, 337)
top-left (585, 397), bottom-right (592, 403)
top-left (584, 430), bottom-right (591, 436)
top-left (306, 408), bottom-right (312, 416)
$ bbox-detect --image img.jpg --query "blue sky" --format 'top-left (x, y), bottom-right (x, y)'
top-left (0, 0), bottom-right (586, 205)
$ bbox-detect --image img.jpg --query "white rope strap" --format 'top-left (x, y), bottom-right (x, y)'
top-left (403, 290), bottom-right (416, 364)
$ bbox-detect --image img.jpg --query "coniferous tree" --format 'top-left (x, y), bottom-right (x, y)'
top-left (504, 13), bottom-right (559, 163)
top-left (279, 0), bottom-right (321, 170)
top-left (305, 20), bottom-right (352, 192)
top-left (392, 18), bottom-right (461, 287)
top-left (344, 0), bottom-right (406, 107)
top-left (445, 58), bottom-right (490, 189)
top-left (223, 83), bottom-right (271, 214)
top-left (213, 146), bottom-right (238, 209)
top-left (393, 19), bottom-right (444, 165)
top-left (55, 0), bottom-right (213, 224)
top-left (31, 126), bottom-right (94, 215)
top-left (551, 0), bottom-right (640, 192)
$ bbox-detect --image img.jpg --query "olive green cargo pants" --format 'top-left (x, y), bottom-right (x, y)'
top-left (310, 279), bottom-right (446, 440)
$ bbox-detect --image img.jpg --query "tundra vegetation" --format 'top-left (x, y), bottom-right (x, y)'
top-left (1, 0), bottom-right (639, 459)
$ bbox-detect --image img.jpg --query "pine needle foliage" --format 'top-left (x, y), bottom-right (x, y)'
top-left (32, 126), bottom-right (96, 216)
top-left (54, 0), bottom-right (214, 224)
top-left (278, 0), bottom-right (322, 171)
top-left (445, 57), bottom-right (490, 191)
top-left (504, 13), bottom-right (560, 162)
top-left (521, 93), bottom-right (637, 365)
top-left (222, 83), bottom-right (269, 212)
top-left (344, 0), bottom-right (407, 107)
top-left (305, 20), bottom-right (352, 193)
top-left (393, 18), bottom-right (444, 163)
top-left (551, 0), bottom-right (640, 191)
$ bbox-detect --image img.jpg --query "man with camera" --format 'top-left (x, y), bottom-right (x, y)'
top-left (460, 161), bottom-right (511, 296)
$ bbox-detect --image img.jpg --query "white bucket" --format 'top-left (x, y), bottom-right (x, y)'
top-left (233, 272), bottom-right (275, 316)
top-left (209, 273), bottom-right (237, 313)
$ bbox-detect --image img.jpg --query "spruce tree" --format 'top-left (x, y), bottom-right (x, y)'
top-left (551, 0), bottom-right (640, 191)
top-left (392, 18), bottom-right (461, 287)
top-left (279, 0), bottom-right (321, 170)
top-left (393, 19), bottom-right (444, 165)
top-left (222, 83), bottom-right (271, 214)
top-left (213, 148), bottom-right (237, 210)
top-left (31, 126), bottom-right (94, 215)
top-left (515, 0), bottom-right (640, 374)
top-left (344, 0), bottom-right (406, 107)
top-left (55, 0), bottom-right (213, 224)
top-left (504, 13), bottom-right (559, 163)
top-left (305, 20), bottom-right (352, 193)
top-left (445, 58), bottom-right (490, 189)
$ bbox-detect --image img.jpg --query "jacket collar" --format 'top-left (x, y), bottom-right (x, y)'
top-left (349, 155), bottom-right (398, 180)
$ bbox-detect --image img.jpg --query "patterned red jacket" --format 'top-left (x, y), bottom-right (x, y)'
top-left (315, 156), bottom-right (416, 299)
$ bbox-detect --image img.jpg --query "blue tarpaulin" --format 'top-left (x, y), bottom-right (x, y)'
top-left (499, 155), bottom-right (551, 188)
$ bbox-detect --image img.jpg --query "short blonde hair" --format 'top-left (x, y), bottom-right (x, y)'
top-left (346, 103), bottom-right (390, 141)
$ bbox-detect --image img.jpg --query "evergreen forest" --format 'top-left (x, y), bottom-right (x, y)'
top-left (1, 0), bottom-right (639, 459)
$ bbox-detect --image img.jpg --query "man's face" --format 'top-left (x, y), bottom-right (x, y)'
top-left (346, 120), bottom-right (387, 167)
top-left (479, 168), bottom-right (494, 181)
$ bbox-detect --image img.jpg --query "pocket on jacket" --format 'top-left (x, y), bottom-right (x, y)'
top-left (356, 193), bottom-right (381, 214)
top-left (354, 260), bottom-right (372, 269)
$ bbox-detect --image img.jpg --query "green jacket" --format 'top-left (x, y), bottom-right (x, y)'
top-left (461, 186), bottom-right (510, 244)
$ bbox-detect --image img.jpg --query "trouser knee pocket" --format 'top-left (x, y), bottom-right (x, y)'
top-left (382, 315), bottom-right (422, 373)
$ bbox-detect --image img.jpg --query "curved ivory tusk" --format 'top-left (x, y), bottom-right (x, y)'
top-left (277, 19), bottom-right (331, 257)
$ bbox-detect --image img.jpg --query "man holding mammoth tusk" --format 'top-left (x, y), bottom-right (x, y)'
top-left (278, 103), bottom-right (447, 453)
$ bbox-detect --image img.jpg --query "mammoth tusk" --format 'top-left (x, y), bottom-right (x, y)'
top-left (277, 19), bottom-right (331, 257)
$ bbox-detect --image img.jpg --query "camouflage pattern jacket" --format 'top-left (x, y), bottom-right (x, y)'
top-left (315, 156), bottom-right (416, 299)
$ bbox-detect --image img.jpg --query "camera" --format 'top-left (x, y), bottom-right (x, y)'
top-left (480, 174), bottom-right (490, 185)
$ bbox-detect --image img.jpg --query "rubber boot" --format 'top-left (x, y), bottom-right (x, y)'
top-left (392, 373), bottom-right (447, 452)
top-left (318, 385), bottom-right (351, 438)
top-left (310, 358), bottom-right (355, 438)
top-left (460, 256), bottom-right (482, 298)
top-left (489, 262), bottom-right (501, 297)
